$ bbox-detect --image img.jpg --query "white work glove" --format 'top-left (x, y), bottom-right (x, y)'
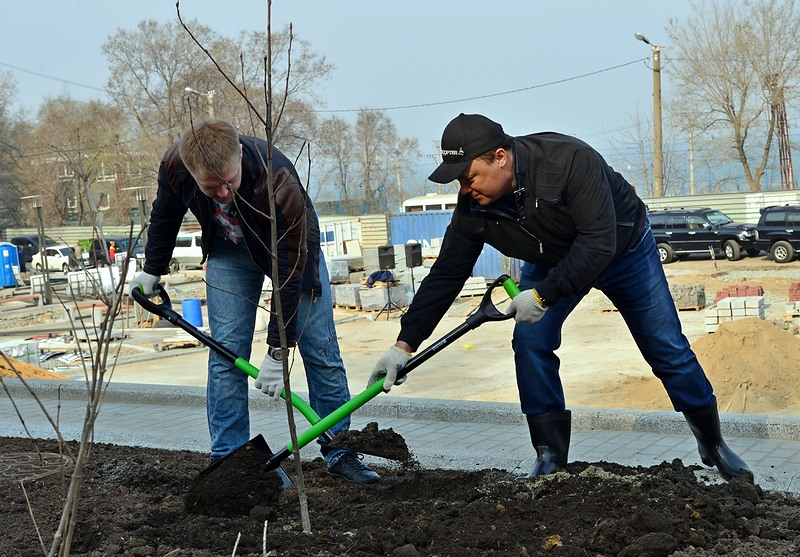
top-left (368, 345), bottom-right (412, 392)
top-left (255, 348), bottom-right (284, 400)
top-left (506, 289), bottom-right (548, 324)
top-left (127, 271), bottom-right (161, 296)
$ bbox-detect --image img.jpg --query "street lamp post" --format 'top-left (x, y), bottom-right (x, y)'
top-left (635, 32), bottom-right (664, 197)
top-left (184, 87), bottom-right (215, 118)
top-left (21, 195), bottom-right (52, 304)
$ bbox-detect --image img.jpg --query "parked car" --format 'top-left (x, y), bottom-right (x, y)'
top-left (169, 233), bottom-right (203, 273)
top-left (10, 235), bottom-right (57, 263)
top-left (83, 236), bottom-right (145, 268)
top-left (31, 244), bottom-right (79, 274)
top-left (648, 208), bottom-right (759, 263)
top-left (754, 205), bottom-right (800, 263)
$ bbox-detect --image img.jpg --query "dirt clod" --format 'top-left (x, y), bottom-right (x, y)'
top-left (330, 421), bottom-right (417, 465)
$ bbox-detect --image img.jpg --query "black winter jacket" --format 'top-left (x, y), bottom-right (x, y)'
top-left (398, 132), bottom-right (647, 350)
top-left (144, 136), bottom-right (320, 347)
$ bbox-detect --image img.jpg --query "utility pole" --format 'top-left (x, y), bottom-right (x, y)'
top-left (635, 33), bottom-right (664, 197)
top-left (689, 128), bottom-right (695, 196)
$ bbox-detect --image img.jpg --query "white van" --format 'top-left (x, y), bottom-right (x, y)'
top-left (170, 233), bottom-right (203, 273)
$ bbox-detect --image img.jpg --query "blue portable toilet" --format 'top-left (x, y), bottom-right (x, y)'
top-left (0, 242), bottom-right (20, 288)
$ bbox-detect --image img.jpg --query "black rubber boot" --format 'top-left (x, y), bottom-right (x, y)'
top-left (683, 401), bottom-right (752, 481)
top-left (522, 410), bottom-right (571, 479)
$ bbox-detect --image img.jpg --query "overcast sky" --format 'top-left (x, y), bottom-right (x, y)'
top-left (1, 0), bottom-right (698, 180)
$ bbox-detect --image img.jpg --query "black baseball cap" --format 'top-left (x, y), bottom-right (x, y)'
top-left (428, 113), bottom-right (507, 184)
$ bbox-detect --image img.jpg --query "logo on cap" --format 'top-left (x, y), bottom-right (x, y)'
top-left (428, 113), bottom-right (506, 183)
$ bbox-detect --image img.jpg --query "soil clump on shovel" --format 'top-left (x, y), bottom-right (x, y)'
top-left (330, 421), bottom-right (418, 466)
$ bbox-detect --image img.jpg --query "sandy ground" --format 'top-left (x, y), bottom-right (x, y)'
top-left (102, 255), bottom-right (800, 414)
top-left (2, 254), bottom-right (798, 414)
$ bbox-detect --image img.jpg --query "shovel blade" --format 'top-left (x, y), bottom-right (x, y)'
top-left (184, 434), bottom-right (291, 517)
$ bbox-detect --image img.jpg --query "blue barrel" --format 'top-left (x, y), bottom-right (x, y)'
top-left (0, 242), bottom-right (20, 288)
top-left (181, 298), bottom-right (204, 327)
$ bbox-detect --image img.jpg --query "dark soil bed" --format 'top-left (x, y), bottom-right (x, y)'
top-left (2, 436), bottom-right (800, 557)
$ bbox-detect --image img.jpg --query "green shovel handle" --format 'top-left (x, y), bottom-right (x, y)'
top-left (282, 274), bottom-right (522, 452)
top-left (233, 358), bottom-right (322, 426)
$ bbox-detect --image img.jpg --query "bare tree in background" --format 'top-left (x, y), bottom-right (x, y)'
top-left (102, 20), bottom-right (331, 157)
top-left (354, 109), bottom-right (421, 212)
top-left (316, 116), bottom-right (357, 207)
top-left (22, 96), bottom-right (132, 226)
top-left (356, 109), bottom-right (395, 212)
top-left (613, 108), bottom-right (691, 198)
top-left (0, 71), bottom-right (26, 227)
top-left (102, 20), bottom-right (220, 142)
top-left (668, 0), bottom-right (800, 192)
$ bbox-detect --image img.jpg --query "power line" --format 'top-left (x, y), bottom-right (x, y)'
top-left (1, 57), bottom-right (646, 114)
top-left (0, 61), bottom-right (108, 94)
top-left (311, 58), bottom-right (647, 113)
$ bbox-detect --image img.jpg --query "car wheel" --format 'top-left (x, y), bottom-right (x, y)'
top-left (745, 248), bottom-right (761, 257)
top-left (35, 263), bottom-right (43, 273)
top-left (657, 243), bottom-right (674, 264)
top-left (771, 240), bottom-right (795, 264)
top-left (169, 259), bottom-right (180, 274)
top-left (723, 240), bottom-right (741, 261)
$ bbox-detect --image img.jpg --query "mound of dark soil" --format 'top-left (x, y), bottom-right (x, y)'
top-left (2, 436), bottom-right (800, 556)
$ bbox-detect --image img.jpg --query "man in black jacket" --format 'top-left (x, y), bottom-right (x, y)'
top-left (129, 119), bottom-right (379, 484)
top-left (370, 113), bottom-right (750, 481)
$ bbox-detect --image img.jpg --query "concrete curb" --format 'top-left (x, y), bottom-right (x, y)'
top-left (5, 378), bottom-right (800, 441)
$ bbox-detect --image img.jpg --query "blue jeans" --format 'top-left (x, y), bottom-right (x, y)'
top-left (204, 235), bottom-right (352, 463)
top-left (512, 222), bottom-right (715, 415)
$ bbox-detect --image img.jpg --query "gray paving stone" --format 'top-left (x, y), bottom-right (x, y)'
top-left (2, 378), bottom-right (800, 495)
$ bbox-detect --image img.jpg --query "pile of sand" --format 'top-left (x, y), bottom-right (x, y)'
top-left (694, 318), bottom-right (800, 414)
top-left (591, 318), bottom-right (800, 415)
top-left (0, 357), bottom-right (68, 381)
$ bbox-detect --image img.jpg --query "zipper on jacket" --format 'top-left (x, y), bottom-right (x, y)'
top-left (479, 205), bottom-right (544, 255)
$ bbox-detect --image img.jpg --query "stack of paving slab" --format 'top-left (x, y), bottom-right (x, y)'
top-left (595, 283), bottom-right (706, 313)
top-left (712, 283), bottom-right (764, 304)
top-left (359, 284), bottom-right (410, 311)
top-left (787, 283), bottom-right (800, 324)
top-left (704, 296), bottom-right (765, 333)
top-left (669, 283), bottom-right (706, 310)
top-left (332, 283), bottom-right (362, 309)
top-left (327, 254), bottom-right (365, 284)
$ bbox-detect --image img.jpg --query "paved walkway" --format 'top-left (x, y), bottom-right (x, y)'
top-left (2, 379), bottom-right (800, 494)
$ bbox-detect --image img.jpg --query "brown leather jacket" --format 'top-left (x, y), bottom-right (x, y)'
top-left (145, 136), bottom-right (321, 346)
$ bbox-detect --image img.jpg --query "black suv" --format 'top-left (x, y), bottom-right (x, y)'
top-left (754, 205), bottom-right (800, 263)
top-left (648, 208), bottom-right (759, 263)
top-left (10, 235), bottom-right (57, 263)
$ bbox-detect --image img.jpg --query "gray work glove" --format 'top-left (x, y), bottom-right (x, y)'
top-left (506, 289), bottom-right (548, 324)
top-left (127, 271), bottom-right (161, 296)
top-left (255, 348), bottom-right (284, 400)
top-left (368, 345), bottom-right (412, 391)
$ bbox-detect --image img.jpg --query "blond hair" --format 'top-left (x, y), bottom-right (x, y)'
top-left (178, 119), bottom-right (240, 176)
